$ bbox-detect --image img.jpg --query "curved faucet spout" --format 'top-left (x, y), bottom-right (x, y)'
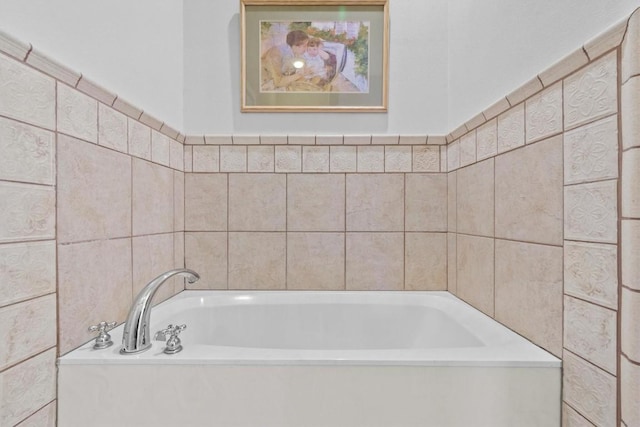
top-left (120, 268), bottom-right (199, 355)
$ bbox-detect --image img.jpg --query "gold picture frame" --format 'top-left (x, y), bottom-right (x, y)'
top-left (240, 0), bottom-right (389, 112)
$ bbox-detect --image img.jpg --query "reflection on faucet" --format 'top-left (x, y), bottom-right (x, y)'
top-left (120, 269), bottom-right (200, 355)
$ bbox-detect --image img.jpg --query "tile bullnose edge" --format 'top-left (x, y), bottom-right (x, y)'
top-left (159, 123), bottom-right (180, 141)
top-left (76, 76), bottom-right (117, 106)
top-left (139, 112), bottom-right (164, 131)
top-left (505, 76), bottom-right (544, 106)
top-left (463, 113), bottom-right (487, 133)
top-left (538, 47), bottom-right (590, 87)
top-left (482, 97), bottom-right (511, 121)
top-left (112, 97), bottom-right (143, 120)
top-left (622, 7), bottom-right (640, 83)
top-left (584, 16), bottom-right (628, 60)
top-left (26, 48), bottom-right (81, 87)
top-left (0, 30), bottom-right (31, 61)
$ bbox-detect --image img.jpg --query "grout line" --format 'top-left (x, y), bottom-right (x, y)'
top-left (0, 291), bottom-right (57, 312)
top-left (13, 398), bottom-right (57, 427)
top-left (0, 345), bottom-right (56, 375)
top-left (562, 401), bottom-right (597, 427)
top-left (563, 292), bottom-right (618, 313)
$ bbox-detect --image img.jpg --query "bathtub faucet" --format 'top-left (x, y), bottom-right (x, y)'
top-left (120, 268), bottom-right (200, 355)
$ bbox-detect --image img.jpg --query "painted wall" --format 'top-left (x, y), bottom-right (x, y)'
top-left (0, 0), bottom-right (184, 129)
top-left (447, 0), bottom-right (640, 129)
top-left (183, 0), bottom-right (449, 135)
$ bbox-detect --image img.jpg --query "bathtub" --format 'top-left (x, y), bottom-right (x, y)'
top-left (58, 291), bottom-right (561, 426)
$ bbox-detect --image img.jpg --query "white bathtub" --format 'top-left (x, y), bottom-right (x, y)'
top-left (59, 291), bottom-right (561, 426)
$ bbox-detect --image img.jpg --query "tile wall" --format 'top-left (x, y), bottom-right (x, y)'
top-left (0, 31), bottom-right (185, 425)
top-left (182, 138), bottom-right (448, 291)
top-left (446, 10), bottom-right (640, 425)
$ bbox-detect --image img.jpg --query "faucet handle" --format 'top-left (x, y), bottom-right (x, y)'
top-left (154, 324), bottom-right (187, 354)
top-left (88, 321), bottom-right (117, 349)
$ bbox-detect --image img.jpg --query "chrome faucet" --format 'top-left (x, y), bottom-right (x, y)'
top-left (120, 268), bottom-right (200, 355)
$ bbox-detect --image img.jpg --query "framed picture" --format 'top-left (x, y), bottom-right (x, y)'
top-left (240, 0), bottom-right (389, 112)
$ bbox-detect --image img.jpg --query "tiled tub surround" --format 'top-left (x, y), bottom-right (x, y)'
top-left (2, 7), bottom-right (640, 427)
top-left (0, 41), bottom-right (186, 425)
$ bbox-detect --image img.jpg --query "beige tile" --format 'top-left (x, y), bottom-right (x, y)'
top-left (231, 135), bottom-right (258, 145)
top-left (446, 140), bottom-right (460, 171)
top-left (275, 146), bottom-right (301, 172)
top-left (288, 174), bottom-right (345, 232)
top-left (343, 135), bottom-right (370, 145)
top-left (464, 113), bottom-right (486, 132)
top-left (151, 131), bottom-right (171, 167)
top-left (564, 296), bottom-right (617, 374)
top-left (427, 135), bottom-right (447, 145)
top-left (440, 146), bottom-right (447, 172)
top-left (0, 116), bottom-right (55, 185)
top-left (184, 146), bottom-right (193, 172)
top-left (0, 182), bottom-right (55, 244)
top-left (0, 294), bottom-right (56, 371)
top-left (288, 135), bottom-right (315, 145)
top-left (622, 77), bottom-right (640, 150)
top-left (476, 118), bottom-right (497, 161)
top-left (221, 146), bottom-right (247, 172)
top-left (112, 97), bottom-right (142, 120)
top-left (564, 241), bottom-right (618, 310)
top-left (565, 180), bottom-right (618, 244)
top-left (405, 233), bottom-right (447, 290)
top-left (186, 135), bottom-right (206, 145)
top-left (185, 232), bottom-right (227, 290)
top-left (205, 135), bottom-right (231, 145)
top-left (0, 241), bottom-right (55, 308)
top-left (330, 146), bottom-right (357, 172)
top-left (132, 159), bottom-right (174, 235)
top-left (228, 232), bottom-right (285, 289)
top-left (482, 97), bottom-right (511, 121)
top-left (526, 81), bottom-right (563, 144)
top-left (132, 234), bottom-right (176, 304)
top-left (564, 51), bottom-right (617, 130)
top-left (385, 146), bottom-right (412, 172)
top-left (412, 146), bottom-right (440, 172)
top-left (457, 158), bottom-right (494, 237)
top-left (456, 235), bottom-right (494, 317)
top-left (563, 351), bottom-right (616, 427)
top-left (98, 103), bottom-right (127, 153)
top-left (173, 232), bottom-right (185, 294)
top-left (450, 124), bottom-right (467, 140)
top-left (371, 135), bottom-right (398, 145)
top-left (128, 118), bottom-right (151, 160)
top-left (495, 240), bottom-right (563, 356)
top-left (622, 288), bottom-right (640, 362)
top-left (0, 54), bottom-right (55, 130)
top-left (316, 135), bottom-right (343, 145)
top-left (621, 356), bottom-right (640, 426)
top-left (539, 47), bottom-right (589, 86)
top-left (0, 348), bottom-right (56, 427)
top-left (406, 174), bottom-right (447, 232)
top-left (399, 135), bottom-right (427, 145)
top-left (248, 146), bottom-right (274, 172)
top-left (356, 146), bottom-right (384, 172)
top-left (562, 404), bottom-right (594, 427)
top-left (447, 171), bottom-right (456, 232)
top-left (26, 48), bottom-right (80, 86)
top-left (303, 146), bottom-right (329, 172)
top-left (15, 401), bottom-right (56, 427)
top-left (76, 76), bottom-right (117, 106)
top-left (622, 220), bottom-right (640, 290)
top-left (174, 171), bottom-right (184, 232)
top-left (346, 174), bottom-right (404, 231)
top-left (459, 130), bottom-right (476, 167)
top-left (160, 123), bottom-right (179, 140)
top-left (184, 174), bottom-right (227, 231)
top-left (622, 9), bottom-right (640, 83)
top-left (169, 140), bottom-right (183, 171)
top-left (496, 135), bottom-right (563, 245)
top-left (57, 83), bottom-right (98, 143)
top-left (287, 233), bottom-right (345, 290)
top-left (497, 103), bottom-right (525, 154)
top-left (564, 116), bottom-right (618, 185)
top-left (57, 135), bottom-right (131, 242)
top-left (584, 18), bottom-right (626, 60)
top-left (260, 135), bottom-right (287, 145)
top-left (622, 148), bottom-right (640, 217)
top-left (192, 146), bottom-right (220, 172)
top-left (229, 174), bottom-right (286, 231)
top-left (0, 30), bottom-right (31, 61)
top-left (58, 238), bottom-right (132, 354)
top-left (447, 233), bottom-right (456, 294)
top-left (346, 233), bottom-right (403, 290)
top-left (139, 112), bottom-right (163, 131)
top-left (506, 76), bottom-right (543, 106)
